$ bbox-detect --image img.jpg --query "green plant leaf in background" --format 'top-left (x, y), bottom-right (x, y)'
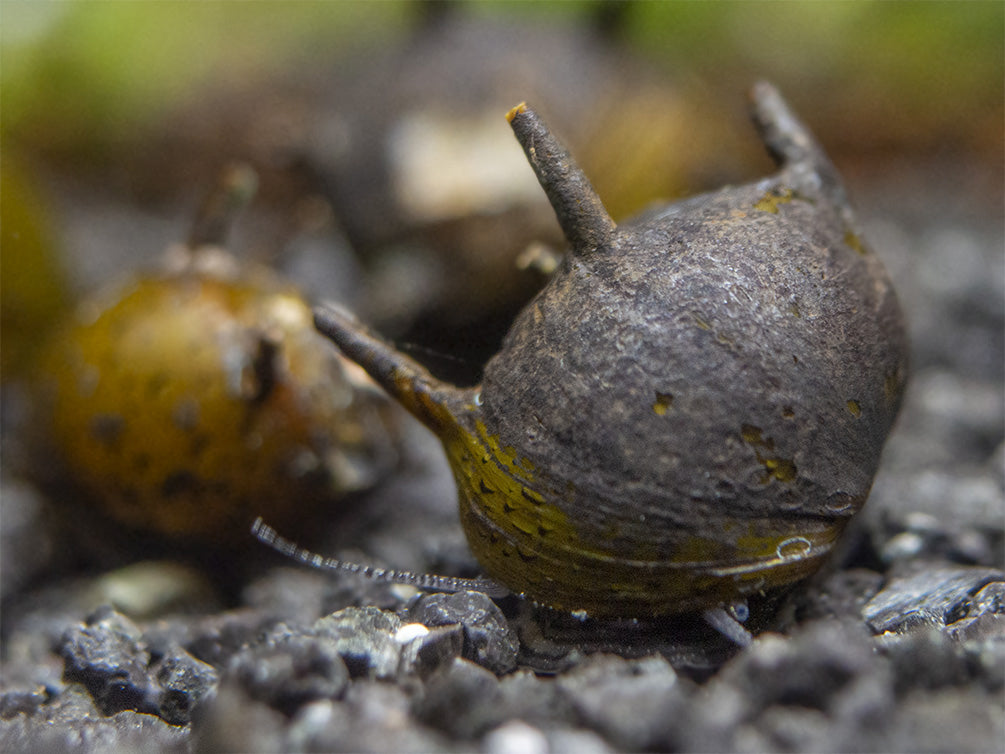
top-left (2, 1), bottom-right (411, 158)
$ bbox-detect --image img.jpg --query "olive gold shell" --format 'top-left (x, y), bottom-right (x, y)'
top-left (315, 82), bottom-right (908, 618)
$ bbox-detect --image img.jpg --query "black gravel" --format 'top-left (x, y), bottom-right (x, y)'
top-left (2, 150), bottom-right (1002, 752)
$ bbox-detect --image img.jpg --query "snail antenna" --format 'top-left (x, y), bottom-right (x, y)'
top-left (507, 103), bottom-right (616, 255)
top-left (702, 605), bottom-right (753, 647)
top-left (252, 518), bottom-right (510, 598)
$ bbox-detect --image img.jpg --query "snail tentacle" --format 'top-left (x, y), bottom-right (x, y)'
top-left (252, 518), bottom-right (510, 598)
top-left (702, 606), bottom-right (754, 648)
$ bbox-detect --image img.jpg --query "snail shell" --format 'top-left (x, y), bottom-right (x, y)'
top-left (34, 166), bottom-right (401, 545)
top-left (315, 82), bottom-right (908, 618)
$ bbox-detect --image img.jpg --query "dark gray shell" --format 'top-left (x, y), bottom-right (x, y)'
top-left (314, 83), bottom-right (908, 617)
top-left (482, 159), bottom-right (906, 552)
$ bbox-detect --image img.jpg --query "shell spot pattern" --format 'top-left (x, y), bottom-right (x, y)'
top-left (740, 424), bottom-right (799, 485)
top-left (753, 186), bottom-right (796, 214)
top-left (652, 392), bottom-right (674, 416)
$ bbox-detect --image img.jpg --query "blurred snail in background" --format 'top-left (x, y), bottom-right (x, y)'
top-left (34, 165), bottom-right (401, 546)
top-left (258, 83), bottom-right (908, 644)
top-left (1, 155), bottom-right (70, 379)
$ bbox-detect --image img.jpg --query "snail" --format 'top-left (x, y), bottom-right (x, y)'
top-left (33, 165), bottom-right (401, 545)
top-left (1, 153), bottom-right (69, 378)
top-left (258, 83), bottom-right (908, 643)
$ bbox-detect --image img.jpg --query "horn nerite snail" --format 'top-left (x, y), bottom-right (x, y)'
top-left (256, 83), bottom-right (907, 643)
top-left (34, 166), bottom-right (401, 545)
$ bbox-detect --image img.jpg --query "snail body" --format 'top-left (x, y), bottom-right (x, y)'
top-left (314, 83), bottom-right (908, 618)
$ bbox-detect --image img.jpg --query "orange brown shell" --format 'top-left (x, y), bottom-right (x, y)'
top-left (36, 253), bottom-right (398, 543)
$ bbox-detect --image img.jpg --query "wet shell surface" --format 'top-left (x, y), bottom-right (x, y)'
top-left (313, 82), bottom-right (909, 617)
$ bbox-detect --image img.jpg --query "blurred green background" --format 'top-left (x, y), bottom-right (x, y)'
top-left (4, 1), bottom-right (999, 161)
top-left (2, 0), bottom-right (1003, 378)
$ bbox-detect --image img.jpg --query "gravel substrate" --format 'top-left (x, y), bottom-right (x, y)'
top-left (1, 156), bottom-right (1001, 752)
